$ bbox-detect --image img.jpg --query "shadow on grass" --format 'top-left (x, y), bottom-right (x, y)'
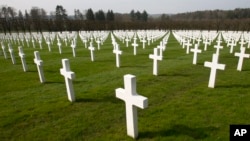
top-left (241, 69), bottom-right (250, 72)
top-left (196, 62), bottom-right (205, 66)
top-left (44, 81), bottom-right (64, 84)
top-left (139, 124), bottom-right (218, 139)
top-left (159, 73), bottom-right (189, 77)
top-left (216, 84), bottom-right (250, 88)
top-left (76, 95), bottom-right (119, 103)
top-left (121, 65), bottom-right (149, 69)
top-left (27, 70), bottom-right (37, 73)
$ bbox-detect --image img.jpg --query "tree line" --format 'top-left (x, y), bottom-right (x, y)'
top-left (0, 5), bottom-right (250, 34)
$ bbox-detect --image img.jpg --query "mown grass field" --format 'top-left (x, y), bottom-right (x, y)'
top-left (0, 31), bottom-right (250, 141)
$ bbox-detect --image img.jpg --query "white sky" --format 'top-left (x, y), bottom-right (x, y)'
top-left (1, 0), bottom-right (250, 15)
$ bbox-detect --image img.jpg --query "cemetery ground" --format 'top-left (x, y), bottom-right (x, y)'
top-left (0, 31), bottom-right (250, 141)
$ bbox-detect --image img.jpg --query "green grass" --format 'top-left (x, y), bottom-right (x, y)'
top-left (0, 31), bottom-right (250, 141)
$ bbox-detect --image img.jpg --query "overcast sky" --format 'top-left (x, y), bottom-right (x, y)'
top-left (2, 0), bottom-right (250, 15)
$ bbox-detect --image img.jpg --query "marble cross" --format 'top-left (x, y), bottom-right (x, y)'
top-left (83, 38), bottom-right (88, 48)
top-left (88, 42), bottom-right (95, 61)
top-left (239, 37), bottom-right (245, 48)
top-left (8, 44), bottom-right (16, 64)
top-left (46, 40), bottom-right (51, 52)
top-left (141, 37), bottom-right (147, 49)
top-left (229, 39), bottom-right (236, 54)
top-left (34, 51), bottom-right (45, 83)
top-left (203, 38), bottom-right (210, 51)
top-left (71, 39), bottom-right (76, 57)
top-left (115, 74), bottom-right (148, 139)
top-left (38, 39), bottom-right (43, 49)
top-left (18, 46), bottom-right (28, 72)
top-left (214, 42), bottom-right (223, 56)
top-left (190, 44), bottom-right (202, 65)
top-left (185, 40), bottom-right (192, 54)
top-left (157, 42), bottom-right (165, 58)
top-left (234, 47), bottom-right (250, 71)
top-left (60, 59), bottom-right (75, 102)
top-left (113, 43), bottom-right (122, 68)
top-left (149, 48), bottom-right (163, 75)
top-left (1, 43), bottom-right (8, 59)
top-left (96, 39), bottom-right (101, 50)
top-left (147, 36), bottom-right (151, 46)
top-left (125, 37), bottom-right (130, 47)
top-left (182, 38), bottom-right (187, 48)
top-left (132, 39), bottom-right (138, 55)
top-left (196, 37), bottom-right (202, 46)
top-left (31, 38), bottom-right (35, 48)
top-left (204, 54), bottom-right (225, 88)
top-left (57, 39), bottom-right (62, 54)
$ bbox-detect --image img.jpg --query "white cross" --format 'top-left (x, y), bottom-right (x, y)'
top-left (8, 44), bottom-right (16, 64)
top-left (204, 54), bottom-right (225, 88)
top-left (132, 39), bottom-right (138, 56)
top-left (157, 42), bottom-right (165, 58)
top-left (149, 48), bottom-right (163, 75)
top-left (21, 39), bottom-right (24, 46)
top-left (147, 36), bottom-right (151, 46)
top-left (159, 41), bottom-right (166, 51)
top-left (34, 51), bottom-right (45, 83)
top-left (234, 47), bottom-right (250, 71)
top-left (113, 43), bottom-right (122, 68)
top-left (18, 46), bottom-right (28, 72)
top-left (64, 37), bottom-right (68, 46)
top-left (90, 36), bottom-right (94, 43)
top-left (38, 40), bottom-right (43, 49)
top-left (190, 44), bottom-right (202, 65)
top-left (203, 38), bottom-right (210, 51)
top-left (57, 40), bottom-right (62, 54)
top-left (115, 74), bottom-right (148, 139)
top-left (96, 39), bottom-right (101, 50)
top-left (83, 38), bottom-right (87, 48)
top-left (239, 37), bottom-right (245, 48)
top-left (196, 37), bottom-right (202, 46)
top-left (32, 38), bottom-right (36, 48)
top-left (228, 39), bottom-right (236, 54)
top-left (60, 59), bottom-right (76, 102)
top-left (182, 38), bottom-right (186, 48)
top-left (214, 42), bottom-right (223, 56)
top-left (216, 35), bottom-right (222, 45)
top-left (247, 37), bottom-right (250, 48)
top-left (125, 37), bottom-right (130, 47)
top-left (185, 40), bottom-right (192, 54)
top-left (1, 43), bottom-right (8, 59)
top-left (141, 37), bottom-right (147, 49)
top-left (88, 42), bottom-right (95, 62)
top-left (26, 38), bottom-right (30, 47)
top-left (71, 39), bottom-right (76, 57)
top-left (226, 37), bottom-right (231, 45)
top-left (47, 40), bottom-right (51, 52)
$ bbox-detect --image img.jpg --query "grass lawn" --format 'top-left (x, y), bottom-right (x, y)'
top-left (0, 31), bottom-right (250, 141)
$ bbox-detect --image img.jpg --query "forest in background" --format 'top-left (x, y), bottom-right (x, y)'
top-left (0, 5), bottom-right (250, 34)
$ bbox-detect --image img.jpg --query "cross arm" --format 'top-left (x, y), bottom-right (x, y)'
top-left (115, 88), bottom-right (148, 109)
top-left (60, 69), bottom-right (75, 79)
top-left (34, 59), bottom-right (43, 66)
